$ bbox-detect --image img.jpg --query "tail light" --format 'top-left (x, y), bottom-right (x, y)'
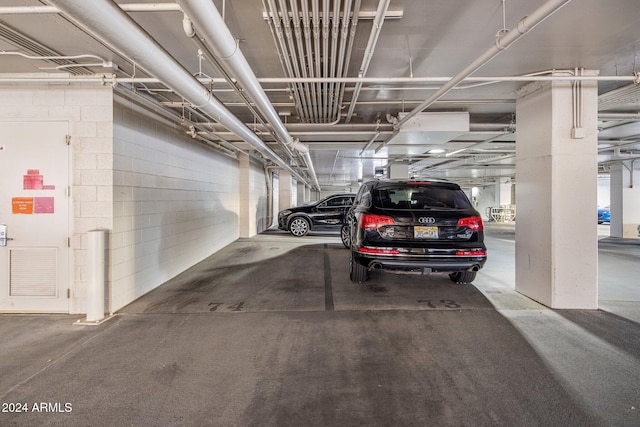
top-left (359, 247), bottom-right (399, 255)
top-left (457, 216), bottom-right (484, 231)
top-left (456, 249), bottom-right (486, 256)
top-left (360, 213), bottom-right (395, 230)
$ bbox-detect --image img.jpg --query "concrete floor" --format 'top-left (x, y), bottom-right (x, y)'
top-left (1, 223), bottom-right (639, 426)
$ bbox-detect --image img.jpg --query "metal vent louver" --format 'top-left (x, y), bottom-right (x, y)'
top-left (598, 83), bottom-right (640, 111)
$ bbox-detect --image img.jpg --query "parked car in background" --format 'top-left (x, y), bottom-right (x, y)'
top-left (598, 206), bottom-right (610, 224)
top-left (343, 178), bottom-right (486, 284)
top-left (278, 193), bottom-right (356, 237)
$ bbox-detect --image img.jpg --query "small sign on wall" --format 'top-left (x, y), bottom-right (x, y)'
top-left (12, 197), bottom-right (34, 214)
top-left (34, 197), bottom-right (54, 214)
top-left (11, 197), bottom-right (54, 214)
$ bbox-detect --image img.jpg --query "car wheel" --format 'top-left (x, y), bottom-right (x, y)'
top-left (288, 217), bottom-right (310, 237)
top-left (340, 225), bottom-right (350, 248)
top-left (449, 271), bottom-right (476, 284)
top-left (350, 251), bottom-right (368, 282)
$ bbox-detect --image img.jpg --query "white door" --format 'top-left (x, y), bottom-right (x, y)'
top-left (0, 121), bottom-right (71, 312)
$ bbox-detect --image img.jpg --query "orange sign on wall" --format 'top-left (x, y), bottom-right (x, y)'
top-left (12, 197), bottom-right (34, 214)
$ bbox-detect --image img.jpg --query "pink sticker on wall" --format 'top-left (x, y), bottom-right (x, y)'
top-left (24, 174), bottom-right (44, 190)
top-left (34, 197), bottom-right (54, 214)
top-left (23, 169), bottom-right (55, 190)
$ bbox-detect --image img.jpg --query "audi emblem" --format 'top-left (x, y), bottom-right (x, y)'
top-left (418, 217), bottom-right (436, 224)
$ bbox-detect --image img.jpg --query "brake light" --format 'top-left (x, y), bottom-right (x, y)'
top-left (407, 181), bottom-right (431, 185)
top-left (456, 250), bottom-right (486, 256)
top-left (360, 213), bottom-right (395, 230)
top-left (457, 216), bottom-right (484, 231)
top-left (359, 247), bottom-right (400, 255)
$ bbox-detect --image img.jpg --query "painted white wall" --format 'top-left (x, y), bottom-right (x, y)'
top-left (111, 95), bottom-right (240, 311)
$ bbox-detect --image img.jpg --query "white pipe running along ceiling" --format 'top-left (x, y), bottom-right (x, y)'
top-left (376, 0), bottom-right (574, 154)
top-left (45, 0), bottom-right (313, 188)
top-left (263, 0), bottom-right (361, 124)
top-left (176, 0), bottom-right (320, 191)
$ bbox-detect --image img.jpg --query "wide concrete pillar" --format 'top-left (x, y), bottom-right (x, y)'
top-left (609, 162), bottom-right (640, 238)
top-left (278, 169), bottom-right (295, 210)
top-left (515, 72), bottom-right (598, 309)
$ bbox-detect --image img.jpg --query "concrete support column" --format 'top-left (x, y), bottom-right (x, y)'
top-left (278, 169), bottom-right (294, 210)
top-left (304, 186), bottom-right (311, 203)
top-left (515, 71), bottom-right (599, 309)
top-left (297, 182), bottom-right (306, 205)
top-left (500, 182), bottom-right (513, 205)
top-left (238, 153), bottom-right (255, 238)
top-left (609, 161), bottom-right (640, 238)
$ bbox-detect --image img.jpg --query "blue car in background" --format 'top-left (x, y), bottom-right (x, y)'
top-left (598, 206), bottom-right (610, 224)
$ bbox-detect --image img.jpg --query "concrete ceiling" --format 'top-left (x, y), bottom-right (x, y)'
top-left (1, 0), bottom-right (640, 191)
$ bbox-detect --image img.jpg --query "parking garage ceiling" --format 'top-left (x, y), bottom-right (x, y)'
top-left (1, 0), bottom-right (640, 190)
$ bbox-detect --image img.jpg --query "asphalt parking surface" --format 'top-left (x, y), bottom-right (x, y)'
top-left (1, 228), bottom-right (632, 426)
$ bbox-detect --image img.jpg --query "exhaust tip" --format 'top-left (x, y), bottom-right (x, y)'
top-left (369, 262), bottom-right (383, 270)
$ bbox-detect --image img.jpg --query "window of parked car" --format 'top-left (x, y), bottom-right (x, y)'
top-left (373, 185), bottom-right (472, 209)
top-left (324, 196), bottom-right (354, 207)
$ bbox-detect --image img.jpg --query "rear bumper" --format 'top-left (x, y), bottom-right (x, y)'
top-left (353, 251), bottom-right (486, 273)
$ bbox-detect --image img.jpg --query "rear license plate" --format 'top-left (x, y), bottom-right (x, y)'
top-left (414, 226), bottom-right (438, 239)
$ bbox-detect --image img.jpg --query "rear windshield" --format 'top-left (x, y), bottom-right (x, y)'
top-left (373, 186), bottom-right (472, 209)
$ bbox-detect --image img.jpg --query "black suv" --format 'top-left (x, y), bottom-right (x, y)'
top-left (343, 179), bottom-right (486, 284)
top-left (278, 193), bottom-right (356, 237)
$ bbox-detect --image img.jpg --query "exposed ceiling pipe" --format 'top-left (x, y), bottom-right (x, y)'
top-left (182, 25), bottom-right (299, 164)
top-left (46, 0), bottom-right (310, 188)
top-left (345, 0), bottom-right (390, 123)
top-left (178, 0), bottom-right (320, 191)
top-left (322, 0), bottom-right (330, 120)
top-left (301, 0), bottom-right (320, 121)
top-left (178, 0), bottom-right (291, 147)
top-left (394, 0), bottom-right (573, 131)
top-left (263, 0), bottom-right (306, 120)
top-left (1, 74), bottom-right (634, 85)
top-left (313, 0), bottom-right (322, 121)
top-left (329, 0), bottom-right (353, 121)
top-left (327, 0), bottom-right (342, 121)
top-left (278, 0), bottom-right (310, 119)
top-left (336, 0), bottom-right (361, 120)
top-left (0, 4), bottom-right (182, 14)
top-left (290, 0), bottom-right (315, 122)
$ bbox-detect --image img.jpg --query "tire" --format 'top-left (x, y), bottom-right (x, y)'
top-left (350, 251), bottom-right (369, 282)
top-left (449, 271), bottom-right (476, 284)
top-left (340, 225), bottom-right (351, 248)
top-left (288, 217), bottom-right (310, 237)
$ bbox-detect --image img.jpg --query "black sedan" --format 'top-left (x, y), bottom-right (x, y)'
top-left (343, 179), bottom-right (486, 284)
top-left (278, 193), bottom-right (356, 237)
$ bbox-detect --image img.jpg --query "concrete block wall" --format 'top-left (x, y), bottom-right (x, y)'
top-left (112, 95), bottom-right (240, 311)
top-left (0, 85), bottom-right (114, 314)
top-left (0, 84), bottom-right (273, 313)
